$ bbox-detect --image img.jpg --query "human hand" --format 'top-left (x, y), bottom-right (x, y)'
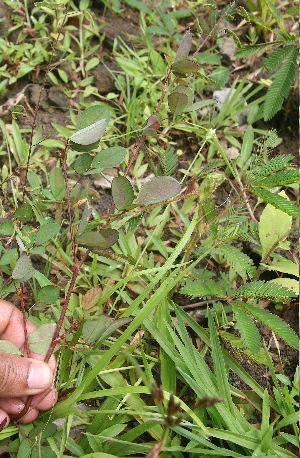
top-left (0, 299), bottom-right (57, 429)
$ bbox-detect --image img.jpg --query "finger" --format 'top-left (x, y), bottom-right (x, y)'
top-left (0, 300), bottom-right (36, 349)
top-left (17, 407), bottom-right (39, 424)
top-left (0, 410), bottom-right (9, 430)
top-left (32, 388), bottom-right (57, 411)
top-left (0, 353), bottom-right (54, 397)
top-left (0, 398), bottom-right (25, 416)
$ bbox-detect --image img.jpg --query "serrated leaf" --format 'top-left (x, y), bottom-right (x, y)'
top-left (111, 176), bottom-right (134, 210)
top-left (35, 222), bottom-right (60, 245)
top-left (232, 280), bottom-right (297, 301)
top-left (168, 91), bottom-right (189, 115)
top-left (261, 260), bottom-right (298, 277)
top-left (37, 285), bottom-right (60, 305)
top-left (86, 146), bottom-right (126, 174)
top-left (77, 229), bottom-right (119, 250)
top-left (0, 221), bottom-right (14, 236)
top-left (136, 176), bottom-right (181, 205)
top-left (251, 187), bottom-right (298, 218)
top-left (252, 169), bottom-right (298, 187)
top-left (253, 154), bottom-right (294, 179)
top-left (218, 244), bottom-right (257, 281)
top-left (74, 153), bottom-right (93, 174)
top-left (82, 316), bottom-right (131, 345)
top-left (172, 59), bottom-right (200, 77)
top-left (50, 167), bottom-right (66, 200)
top-left (159, 145), bottom-right (178, 176)
top-left (269, 278), bottom-right (298, 295)
top-left (175, 30), bottom-right (193, 62)
top-left (259, 191), bottom-right (293, 259)
top-left (28, 323), bottom-right (56, 355)
top-left (82, 287), bottom-right (103, 311)
top-left (0, 340), bottom-right (22, 356)
top-left (12, 253), bottom-right (35, 282)
top-left (70, 119), bottom-right (107, 146)
top-left (180, 278), bottom-right (226, 298)
top-left (13, 203), bottom-right (33, 222)
top-left (232, 304), bottom-right (260, 354)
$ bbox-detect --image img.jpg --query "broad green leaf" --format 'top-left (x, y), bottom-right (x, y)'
top-left (12, 253), bottom-right (35, 282)
top-left (74, 153), bottom-right (93, 174)
top-left (175, 30), bottom-right (193, 62)
top-left (111, 176), bottom-right (134, 209)
top-left (172, 59), bottom-right (200, 77)
top-left (77, 229), bottom-right (119, 250)
top-left (28, 323), bottom-right (56, 355)
top-left (259, 191), bottom-right (293, 259)
top-left (77, 201), bottom-right (92, 236)
top-left (136, 176), bottom-right (181, 205)
top-left (237, 125), bottom-right (254, 168)
top-left (50, 167), bottom-right (66, 200)
top-left (70, 119), bottom-right (107, 146)
top-left (82, 287), bottom-right (103, 311)
top-left (168, 91), bottom-right (189, 116)
top-left (0, 341), bottom-right (22, 356)
top-left (86, 147), bottom-right (126, 174)
top-left (13, 203), bottom-right (33, 222)
top-left (70, 105), bottom-right (111, 152)
top-left (0, 221), bottom-right (14, 236)
top-left (37, 285), bottom-right (60, 305)
top-left (35, 222), bottom-right (60, 245)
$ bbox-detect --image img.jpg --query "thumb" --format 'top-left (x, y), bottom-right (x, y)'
top-left (0, 352), bottom-right (53, 397)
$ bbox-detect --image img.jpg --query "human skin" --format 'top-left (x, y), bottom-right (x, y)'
top-left (0, 299), bottom-right (56, 428)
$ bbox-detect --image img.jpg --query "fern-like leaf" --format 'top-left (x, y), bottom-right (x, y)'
top-left (235, 42), bottom-right (276, 59)
top-left (251, 154), bottom-right (294, 180)
top-left (238, 302), bottom-right (298, 350)
top-left (216, 244), bottom-right (257, 281)
top-left (231, 280), bottom-right (297, 301)
top-left (262, 47), bottom-right (291, 73)
top-left (232, 303), bottom-right (260, 354)
top-left (263, 47), bottom-right (297, 121)
top-left (250, 187), bottom-right (298, 218)
top-left (159, 145), bottom-right (178, 176)
top-left (180, 278), bottom-right (226, 298)
top-left (252, 169), bottom-right (299, 187)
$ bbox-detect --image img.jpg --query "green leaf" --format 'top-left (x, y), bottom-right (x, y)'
top-left (218, 244), bottom-right (257, 281)
top-left (0, 340), bottom-right (22, 355)
top-left (82, 316), bottom-right (131, 345)
top-left (258, 192), bottom-right (293, 259)
top-left (70, 119), bottom-right (107, 146)
top-left (251, 187), bottom-right (298, 218)
top-left (76, 229), bottom-right (119, 251)
top-left (159, 146), bottom-right (178, 176)
top-left (13, 203), bottom-right (33, 222)
top-left (0, 221), bottom-right (14, 236)
top-left (37, 285), bottom-right (60, 305)
top-left (172, 59), bottom-right (200, 77)
top-left (136, 176), bottom-right (181, 205)
top-left (239, 302), bottom-right (298, 350)
top-left (269, 278), bottom-right (298, 295)
top-left (231, 280), bottom-right (297, 301)
top-left (175, 30), bottom-right (193, 62)
top-left (237, 125), bottom-right (253, 168)
top-left (180, 278), bottom-right (226, 298)
top-left (74, 153), bottom-right (93, 174)
top-left (252, 169), bottom-right (298, 187)
top-left (252, 154), bottom-right (294, 179)
top-left (261, 260), bottom-right (298, 277)
top-left (86, 147), bottom-right (126, 174)
top-left (232, 304), bottom-right (260, 354)
top-left (28, 323), bottom-right (56, 356)
top-left (77, 201), bottom-right (92, 236)
top-left (12, 254), bottom-right (35, 282)
top-left (50, 167), bottom-right (66, 200)
top-left (168, 91), bottom-right (189, 115)
top-left (111, 176), bottom-right (134, 210)
top-left (82, 287), bottom-right (103, 311)
top-left (35, 222), bottom-right (60, 245)
top-left (263, 47), bottom-right (297, 121)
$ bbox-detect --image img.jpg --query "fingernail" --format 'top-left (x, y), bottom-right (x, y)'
top-left (27, 363), bottom-right (52, 390)
top-left (0, 415), bottom-right (8, 431)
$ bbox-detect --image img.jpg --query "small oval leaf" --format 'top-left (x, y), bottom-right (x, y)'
top-left (168, 91), bottom-right (189, 115)
top-left (50, 167), bottom-right (66, 200)
top-left (70, 119), bottom-right (107, 146)
top-left (137, 176), bottom-right (181, 205)
top-left (175, 30), bottom-right (193, 62)
top-left (77, 228), bottom-right (119, 250)
top-left (112, 176), bottom-right (134, 210)
top-left (28, 323), bottom-right (56, 356)
top-left (0, 221), bottom-right (14, 236)
top-left (12, 253), bottom-right (35, 282)
top-left (74, 153), bottom-right (93, 174)
top-left (35, 222), bottom-right (60, 245)
top-left (172, 59), bottom-right (200, 77)
top-left (13, 203), bottom-right (33, 222)
top-left (86, 147), bottom-right (126, 174)
top-left (37, 285), bottom-right (60, 305)
top-left (0, 340), bottom-right (22, 356)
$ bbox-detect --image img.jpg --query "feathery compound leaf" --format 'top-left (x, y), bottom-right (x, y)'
top-left (252, 154), bottom-right (294, 179)
top-left (217, 244), bottom-right (257, 281)
top-left (262, 47), bottom-right (291, 73)
top-left (231, 280), bottom-right (297, 301)
top-left (232, 303), bottom-right (260, 354)
top-left (263, 47), bottom-right (297, 121)
top-left (180, 278), bottom-right (226, 298)
top-left (235, 43), bottom-right (275, 59)
top-left (250, 188), bottom-right (298, 218)
top-left (159, 146), bottom-right (178, 176)
top-left (239, 302), bottom-right (298, 350)
top-left (253, 169), bottom-right (299, 187)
